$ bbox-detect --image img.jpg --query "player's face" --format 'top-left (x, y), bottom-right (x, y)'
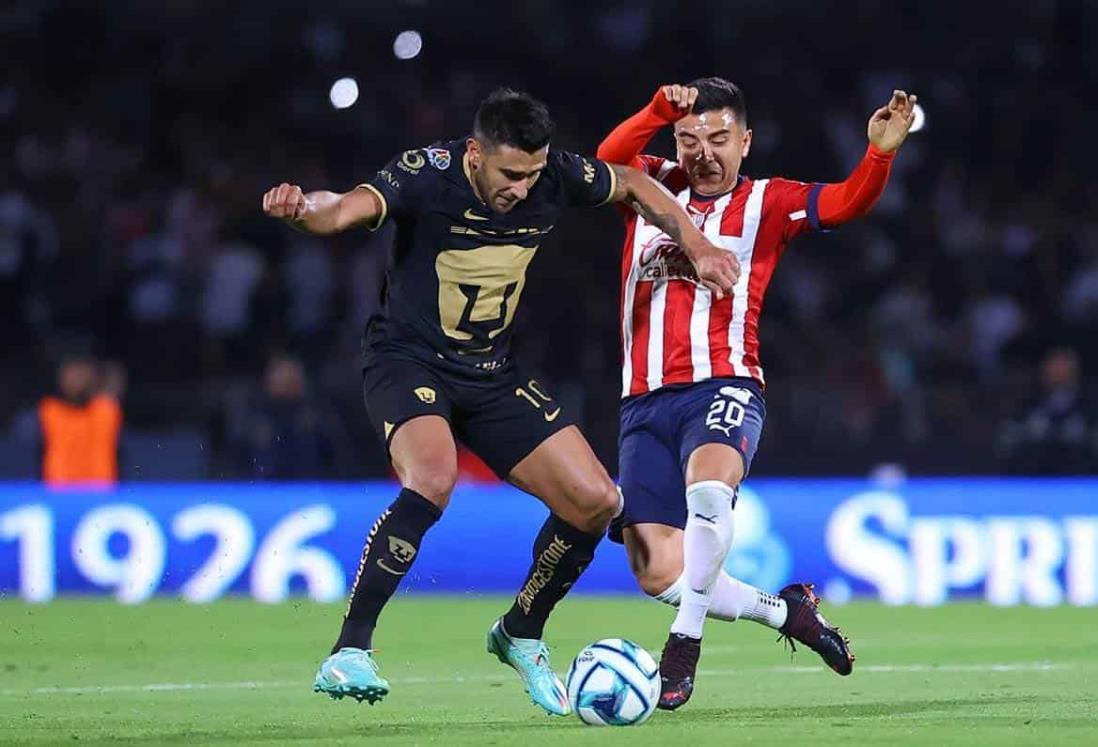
top-left (467, 139), bottom-right (548, 213)
top-left (674, 109), bottom-right (752, 196)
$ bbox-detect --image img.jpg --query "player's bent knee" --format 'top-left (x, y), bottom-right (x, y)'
top-left (685, 443), bottom-right (745, 488)
top-left (688, 467), bottom-right (743, 492)
top-left (400, 468), bottom-right (457, 509)
top-left (637, 566), bottom-right (681, 599)
top-left (570, 481), bottom-right (619, 534)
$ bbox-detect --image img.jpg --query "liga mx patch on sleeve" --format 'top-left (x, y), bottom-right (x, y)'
top-left (427, 148), bottom-right (451, 170)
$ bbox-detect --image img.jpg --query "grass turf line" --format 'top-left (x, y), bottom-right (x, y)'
top-left (1, 597), bottom-right (1095, 744)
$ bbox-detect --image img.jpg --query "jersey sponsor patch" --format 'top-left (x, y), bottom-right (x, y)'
top-left (427, 148), bottom-right (451, 170)
top-left (637, 236), bottom-right (697, 282)
top-left (398, 150), bottom-right (425, 174)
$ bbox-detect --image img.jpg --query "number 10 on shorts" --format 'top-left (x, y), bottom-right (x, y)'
top-left (515, 380), bottom-right (561, 422)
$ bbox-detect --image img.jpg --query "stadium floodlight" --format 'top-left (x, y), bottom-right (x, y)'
top-left (393, 30), bottom-right (423, 60)
top-left (329, 77), bottom-right (359, 110)
top-left (911, 102), bottom-right (925, 132)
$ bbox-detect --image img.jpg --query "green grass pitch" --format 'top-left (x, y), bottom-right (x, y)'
top-left (1, 597), bottom-right (1095, 744)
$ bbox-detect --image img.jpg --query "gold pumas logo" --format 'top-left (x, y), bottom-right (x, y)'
top-left (384, 421), bottom-right (394, 439)
top-left (463, 208), bottom-right (489, 221)
top-left (414, 386), bottom-right (436, 404)
top-left (378, 536), bottom-right (418, 576)
top-left (388, 536), bottom-right (417, 563)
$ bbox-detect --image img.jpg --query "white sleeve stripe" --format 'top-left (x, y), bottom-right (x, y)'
top-left (656, 159), bottom-right (676, 182)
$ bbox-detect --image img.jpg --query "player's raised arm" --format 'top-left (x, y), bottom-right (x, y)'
top-left (261, 182), bottom-right (382, 236)
top-left (815, 90), bottom-right (918, 227)
top-left (608, 163), bottom-right (739, 298)
top-left (596, 85), bottom-right (696, 166)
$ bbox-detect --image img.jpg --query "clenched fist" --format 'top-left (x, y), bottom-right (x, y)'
top-left (690, 241), bottom-right (740, 299)
top-left (262, 182), bottom-right (307, 222)
top-left (651, 83), bottom-right (699, 123)
top-left (660, 84), bottom-right (698, 113)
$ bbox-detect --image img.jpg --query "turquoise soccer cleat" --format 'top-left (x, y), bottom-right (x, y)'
top-left (486, 619), bottom-right (571, 716)
top-left (313, 647), bottom-right (390, 705)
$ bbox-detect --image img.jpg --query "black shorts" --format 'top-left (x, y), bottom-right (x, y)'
top-left (362, 347), bottom-right (574, 479)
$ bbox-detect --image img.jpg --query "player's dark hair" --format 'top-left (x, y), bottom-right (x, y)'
top-left (687, 77), bottom-right (747, 126)
top-left (473, 88), bottom-right (554, 152)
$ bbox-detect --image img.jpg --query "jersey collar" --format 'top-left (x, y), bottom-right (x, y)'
top-left (689, 173), bottom-right (746, 203)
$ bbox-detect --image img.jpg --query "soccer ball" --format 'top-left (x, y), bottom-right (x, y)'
top-left (566, 638), bottom-right (660, 726)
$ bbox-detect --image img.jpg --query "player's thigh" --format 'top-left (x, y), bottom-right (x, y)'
top-left (456, 372), bottom-right (616, 531)
top-left (678, 379), bottom-right (766, 489)
top-left (362, 351), bottom-right (458, 506)
top-left (507, 425), bottom-right (618, 534)
top-left (622, 523), bottom-right (684, 597)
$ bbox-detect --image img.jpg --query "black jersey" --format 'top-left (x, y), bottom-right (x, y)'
top-left (358, 138), bottom-right (616, 372)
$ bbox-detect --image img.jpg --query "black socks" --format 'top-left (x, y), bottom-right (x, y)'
top-left (332, 488), bottom-right (442, 652)
top-left (502, 513), bottom-right (602, 640)
top-left (333, 494), bottom-right (601, 650)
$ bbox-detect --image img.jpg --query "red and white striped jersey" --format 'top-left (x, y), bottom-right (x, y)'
top-left (620, 155), bottom-right (822, 398)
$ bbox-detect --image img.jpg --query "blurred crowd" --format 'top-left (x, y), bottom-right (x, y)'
top-left (2, 0), bottom-right (1096, 479)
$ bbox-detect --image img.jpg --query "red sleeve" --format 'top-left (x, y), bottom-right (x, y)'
top-left (765, 179), bottom-right (820, 243)
top-left (816, 144), bottom-right (895, 227)
top-left (596, 88), bottom-right (683, 169)
top-left (767, 144), bottom-right (896, 243)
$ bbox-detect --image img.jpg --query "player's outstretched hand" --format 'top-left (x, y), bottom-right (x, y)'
top-left (868, 90), bottom-right (918, 153)
top-left (262, 182), bottom-right (307, 222)
top-left (691, 242), bottom-right (740, 300)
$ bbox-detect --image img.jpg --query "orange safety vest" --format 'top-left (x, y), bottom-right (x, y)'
top-left (38, 395), bottom-right (121, 486)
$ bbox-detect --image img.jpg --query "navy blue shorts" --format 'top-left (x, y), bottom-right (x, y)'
top-left (611, 377), bottom-right (766, 543)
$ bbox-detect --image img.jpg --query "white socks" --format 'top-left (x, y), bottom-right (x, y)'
top-left (657, 571), bottom-right (788, 629)
top-left (669, 481), bottom-right (738, 639)
top-left (654, 479), bottom-right (790, 635)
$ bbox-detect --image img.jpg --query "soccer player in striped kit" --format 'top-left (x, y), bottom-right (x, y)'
top-left (598, 78), bottom-right (918, 709)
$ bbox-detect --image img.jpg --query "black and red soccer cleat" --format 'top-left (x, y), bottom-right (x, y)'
top-left (657, 633), bottom-right (702, 711)
top-left (777, 582), bottom-right (855, 675)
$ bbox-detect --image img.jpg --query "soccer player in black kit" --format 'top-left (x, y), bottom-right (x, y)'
top-left (262, 88), bottom-right (738, 715)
